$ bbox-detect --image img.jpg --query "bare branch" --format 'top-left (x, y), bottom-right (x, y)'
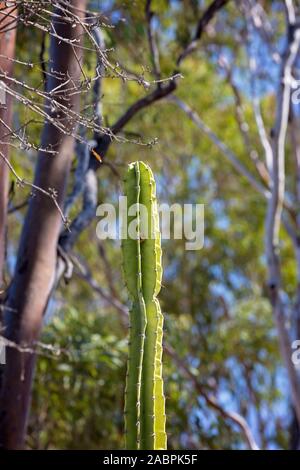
top-left (0, 150), bottom-right (69, 227)
top-left (112, 80), bottom-right (177, 135)
top-left (221, 59), bottom-right (270, 185)
top-left (177, 0), bottom-right (231, 66)
top-left (165, 344), bottom-right (259, 450)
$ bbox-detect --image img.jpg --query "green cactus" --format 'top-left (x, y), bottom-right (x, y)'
top-left (122, 161), bottom-right (167, 450)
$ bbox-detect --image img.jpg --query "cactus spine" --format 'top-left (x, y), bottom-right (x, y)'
top-left (122, 161), bottom-right (167, 450)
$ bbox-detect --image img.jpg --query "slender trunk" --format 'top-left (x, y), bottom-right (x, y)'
top-left (0, 0), bottom-right (86, 449)
top-left (0, 2), bottom-right (17, 292)
top-left (289, 110), bottom-right (300, 449)
top-left (265, 15), bottom-right (300, 426)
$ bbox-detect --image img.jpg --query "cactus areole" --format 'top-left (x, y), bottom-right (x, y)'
top-left (122, 161), bottom-right (167, 450)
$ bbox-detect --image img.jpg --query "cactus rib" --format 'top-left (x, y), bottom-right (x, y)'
top-left (123, 163), bottom-right (147, 450)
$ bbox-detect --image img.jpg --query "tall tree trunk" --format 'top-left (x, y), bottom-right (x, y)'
top-left (0, 0), bottom-right (87, 449)
top-left (0, 2), bottom-right (17, 292)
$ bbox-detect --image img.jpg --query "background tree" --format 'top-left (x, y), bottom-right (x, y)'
top-left (0, 2), bottom-right (17, 292)
top-left (0, 0), bottom-right (88, 448)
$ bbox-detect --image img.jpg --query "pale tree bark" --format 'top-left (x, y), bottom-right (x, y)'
top-left (0, 2), bottom-right (17, 293)
top-left (241, 0), bottom-right (300, 445)
top-left (265, 1), bottom-right (300, 426)
top-left (289, 79), bottom-right (300, 451)
top-left (0, 0), bottom-right (87, 449)
top-left (170, 31), bottom-right (300, 441)
top-left (174, 14), bottom-right (300, 423)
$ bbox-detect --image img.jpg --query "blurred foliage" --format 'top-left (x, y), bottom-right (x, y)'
top-left (28, 308), bottom-right (127, 449)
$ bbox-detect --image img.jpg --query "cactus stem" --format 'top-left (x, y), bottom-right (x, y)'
top-left (122, 162), bottom-right (167, 451)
